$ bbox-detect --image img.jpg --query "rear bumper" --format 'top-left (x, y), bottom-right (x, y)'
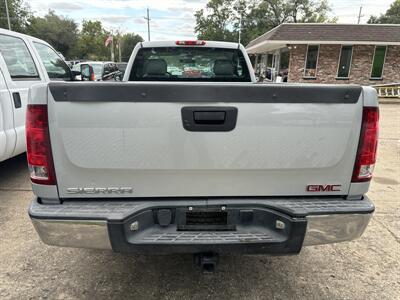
top-left (29, 196), bottom-right (374, 254)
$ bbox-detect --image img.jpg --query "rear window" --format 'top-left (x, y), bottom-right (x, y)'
top-left (129, 47), bottom-right (251, 82)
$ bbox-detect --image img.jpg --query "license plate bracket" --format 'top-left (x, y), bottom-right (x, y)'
top-left (177, 207), bottom-right (236, 231)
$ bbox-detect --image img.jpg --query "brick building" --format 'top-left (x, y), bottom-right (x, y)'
top-left (246, 23), bottom-right (400, 85)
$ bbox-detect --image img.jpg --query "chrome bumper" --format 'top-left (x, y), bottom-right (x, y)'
top-left (31, 213), bottom-right (372, 251)
top-left (31, 219), bottom-right (112, 250)
top-left (303, 213), bottom-right (372, 246)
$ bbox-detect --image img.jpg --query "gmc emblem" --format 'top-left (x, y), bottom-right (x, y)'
top-left (306, 184), bottom-right (341, 192)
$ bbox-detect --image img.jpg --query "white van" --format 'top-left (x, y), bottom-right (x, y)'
top-left (0, 28), bottom-right (72, 162)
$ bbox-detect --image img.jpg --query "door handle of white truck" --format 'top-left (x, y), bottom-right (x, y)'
top-left (12, 92), bottom-right (22, 108)
top-left (181, 106), bottom-right (238, 132)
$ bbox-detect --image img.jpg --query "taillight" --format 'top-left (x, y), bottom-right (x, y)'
top-left (175, 40), bottom-right (206, 46)
top-left (352, 107), bottom-right (379, 182)
top-left (26, 104), bottom-right (56, 185)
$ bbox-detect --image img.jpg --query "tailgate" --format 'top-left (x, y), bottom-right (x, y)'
top-left (47, 82), bottom-right (363, 198)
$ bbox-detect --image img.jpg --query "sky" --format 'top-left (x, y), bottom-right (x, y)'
top-left (28, 0), bottom-right (395, 41)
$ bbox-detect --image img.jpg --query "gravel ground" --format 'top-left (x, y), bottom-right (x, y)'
top-left (0, 104), bottom-right (399, 300)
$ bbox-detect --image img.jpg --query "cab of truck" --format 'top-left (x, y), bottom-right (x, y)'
top-left (0, 28), bottom-right (72, 162)
top-left (124, 40), bottom-right (256, 82)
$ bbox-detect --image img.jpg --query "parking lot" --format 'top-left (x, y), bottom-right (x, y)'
top-left (0, 103), bottom-right (398, 300)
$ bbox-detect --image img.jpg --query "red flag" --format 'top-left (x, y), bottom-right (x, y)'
top-left (105, 35), bottom-right (113, 47)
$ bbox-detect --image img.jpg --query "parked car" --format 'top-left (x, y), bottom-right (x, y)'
top-left (0, 28), bottom-right (73, 163)
top-left (27, 40), bottom-right (378, 271)
top-left (114, 62), bottom-right (128, 81)
top-left (65, 60), bottom-right (84, 68)
top-left (72, 61), bottom-right (119, 81)
top-left (116, 62), bottom-right (128, 73)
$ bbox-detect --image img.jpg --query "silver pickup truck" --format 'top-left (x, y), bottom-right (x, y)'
top-left (27, 41), bottom-right (378, 269)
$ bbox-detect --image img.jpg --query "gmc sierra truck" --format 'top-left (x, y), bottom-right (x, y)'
top-left (27, 41), bottom-right (378, 270)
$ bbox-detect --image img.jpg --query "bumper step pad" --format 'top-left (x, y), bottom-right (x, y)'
top-left (138, 231), bottom-right (276, 243)
top-left (29, 196), bottom-right (374, 221)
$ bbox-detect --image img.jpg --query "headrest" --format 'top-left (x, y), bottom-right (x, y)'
top-left (144, 59), bottom-right (167, 75)
top-left (213, 59), bottom-right (234, 76)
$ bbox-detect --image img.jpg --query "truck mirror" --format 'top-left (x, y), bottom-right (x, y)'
top-left (80, 64), bottom-right (95, 81)
top-left (71, 70), bottom-right (81, 81)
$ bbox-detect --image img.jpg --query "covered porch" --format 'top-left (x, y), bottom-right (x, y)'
top-left (248, 42), bottom-right (290, 82)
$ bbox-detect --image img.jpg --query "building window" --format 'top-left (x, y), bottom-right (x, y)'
top-left (304, 45), bottom-right (319, 78)
top-left (280, 51), bottom-right (290, 70)
top-left (371, 46), bottom-right (387, 79)
top-left (267, 54), bottom-right (273, 68)
top-left (337, 45), bottom-right (353, 78)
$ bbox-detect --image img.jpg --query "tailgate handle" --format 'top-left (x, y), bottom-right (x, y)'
top-left (194, 111), bottom-right (226, 124)
top-left (181, 107), bottom-right (238, 132)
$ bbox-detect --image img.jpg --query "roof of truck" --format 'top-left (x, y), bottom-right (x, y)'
top-left (0, 28), bottom-right (52, 46)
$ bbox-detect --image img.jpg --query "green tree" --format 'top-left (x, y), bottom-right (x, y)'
top-left (0, 0), bottom-right (31, 32)
top-left (74, 20), bottom-right (110, 60)
top-left (118, 33), bottom-right (144, 62)
top-left (287, 0), bottom-right (334, 23)
top-left (195, 0), bottom-right (335, 46)
top-left (195, 0), bottom-right (237, 42)
top-left (368, 0), bottom-right (400, 24)
top-left (27, 11), bottom-right (78, 58)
